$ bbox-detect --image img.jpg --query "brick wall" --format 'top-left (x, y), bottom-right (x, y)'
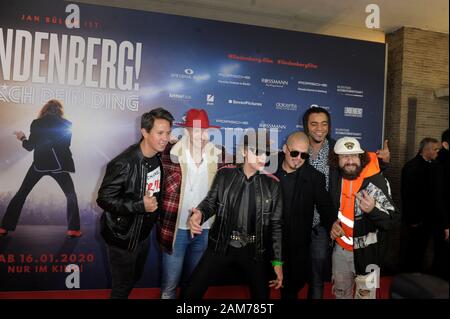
top-left (384, 28), bottom-right (448, 273)
top-left (385, 27), bottom-right (449, 206)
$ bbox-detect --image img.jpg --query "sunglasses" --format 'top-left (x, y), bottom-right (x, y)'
top-left (286, 144), bottom-right (309, 159)
top-left (248, 147), bottom-right (271, 157)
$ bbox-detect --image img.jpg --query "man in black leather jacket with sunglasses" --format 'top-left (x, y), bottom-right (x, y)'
top-left (184, 129), bottom-right (283, 299)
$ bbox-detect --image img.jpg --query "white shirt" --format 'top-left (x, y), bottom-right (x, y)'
top-left (178, 149), bottom-right (211, 230)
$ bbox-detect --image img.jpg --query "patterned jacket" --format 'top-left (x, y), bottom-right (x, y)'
top-left (157, 136), bottom-right (229, 253)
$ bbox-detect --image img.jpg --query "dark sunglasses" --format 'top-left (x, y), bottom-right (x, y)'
top-left (286, 144), bottom-right (309, 159)
top-left (248, 147), bottom-right (271, 157)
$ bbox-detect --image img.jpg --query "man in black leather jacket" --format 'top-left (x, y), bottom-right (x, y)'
top-left (97, 107), bottom-right (174, 299)
top-left (183, 129), bottom-right (283, 299)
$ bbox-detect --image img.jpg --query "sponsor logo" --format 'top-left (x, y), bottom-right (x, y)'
top-left (218, 73), bottom-right (251, 80)
top-left (335, 128), bottom-right (362, 138)
top-left (215, 119), bottom-right (249, 125)
top-left (310, 104), bottom-right (330, 110)
top-left (259, 121), bottom-right (287, 131)
top-left (298, 81), bottom-right (328, 87)
top-left (261, 78), bottom-right (288, 88)
top-left (297, 81), bottom-right (328, 94)
top-left (344, 107), bottom-right (363, 118)
top-left (218, 79), bottom-right (251, 86)
top-left (206, 94), bottom-right (215, 106)
top-left (298, 87), bottom-right (327, 94)
top-left (337, 85), bottom-right (364, 98)
top-left (218, 73), bottom-right (251, 86)
top-left (275, 102), bottom-right (298, 111)
top-left (228, 99), bottom-right (262, 107)
top-left (170, 68), bottom-right (207, 81)
top-left (169, 93), bottom-right (192, 101)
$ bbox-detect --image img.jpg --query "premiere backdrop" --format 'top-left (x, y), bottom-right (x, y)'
top-left (0, 0), bottom-right (386, 291)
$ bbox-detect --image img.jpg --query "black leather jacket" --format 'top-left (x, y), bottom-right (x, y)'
top-left (23, 115), bottom-right (75, 172)
top-left (197, 166), bottom-right (282, 261)
top-left (97, 143), bottom-right (163, 251)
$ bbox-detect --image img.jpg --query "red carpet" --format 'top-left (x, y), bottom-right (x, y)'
top-left (0, 277), bottom-right (392, 299)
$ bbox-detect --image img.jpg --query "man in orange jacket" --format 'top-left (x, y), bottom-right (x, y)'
top-left (329, 137), bottom-right (399, 299)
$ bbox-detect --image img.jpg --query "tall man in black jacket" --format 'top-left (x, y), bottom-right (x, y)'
top-left (275, 131), bottom-right (336, 299)
top-left (97, 108), bottom-right (174, 299)
top-left (401, 137), bottom-right (443, 273)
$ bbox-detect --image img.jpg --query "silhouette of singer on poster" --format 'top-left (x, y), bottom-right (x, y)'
top-left (0, 99), bottom-right (81, 238)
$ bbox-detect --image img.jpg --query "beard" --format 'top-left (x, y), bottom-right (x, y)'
top-left (289, 159), bottom-right (303, 170)
top-left (340, 163), bottom-right (363, 180)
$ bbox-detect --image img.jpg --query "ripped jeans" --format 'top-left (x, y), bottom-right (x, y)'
top-left (332, 245), bottom-right (377, 299)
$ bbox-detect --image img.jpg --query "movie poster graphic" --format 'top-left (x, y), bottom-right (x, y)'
top-left (0, 0), bottom-right (386, 291)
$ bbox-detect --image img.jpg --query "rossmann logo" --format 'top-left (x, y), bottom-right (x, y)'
top-left (261, 78), bottom-right (289, 88)
top-left (259, 121), bottom-right (287, 130)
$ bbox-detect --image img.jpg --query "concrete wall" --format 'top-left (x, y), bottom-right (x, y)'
top-left (74, 0), bottom-right (386, 42)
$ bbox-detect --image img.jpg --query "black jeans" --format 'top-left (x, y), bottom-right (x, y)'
top-left (106, 236), bottom-right (151, 299)
top-left (183, 245), bottom-right (269, 299)
top-left (1, 166), bottom-right (80, 231)
top-left (307, 225), bottom-right (331, 299)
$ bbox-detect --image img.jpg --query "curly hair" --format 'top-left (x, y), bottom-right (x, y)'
top-left (38, 99), bottom-right (64, 118)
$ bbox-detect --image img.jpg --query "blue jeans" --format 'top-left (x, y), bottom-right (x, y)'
top-left (160, 229), bottom-right (209, 299)
top-left (308, 225), bottom-right (331, 299)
